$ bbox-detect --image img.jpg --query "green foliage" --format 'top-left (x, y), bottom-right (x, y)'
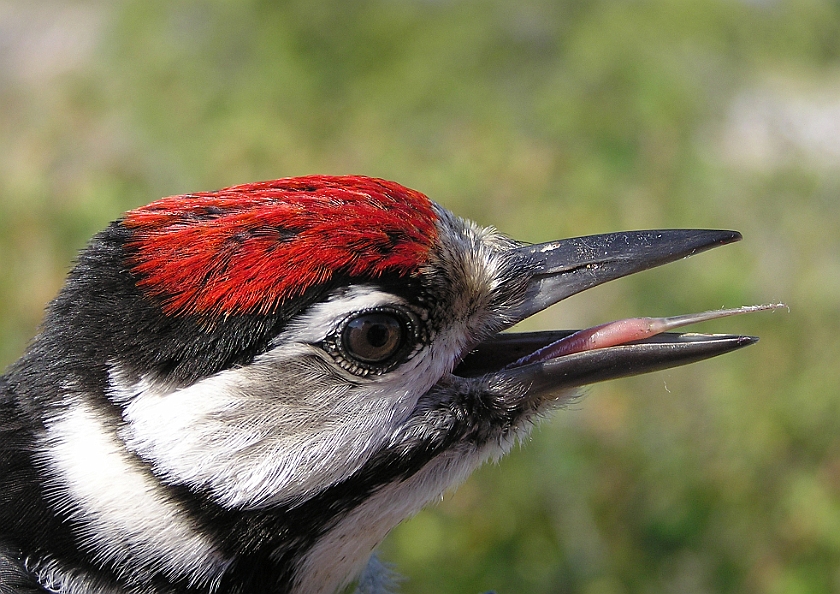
top-left (1, 0), bottom-right (839, 591)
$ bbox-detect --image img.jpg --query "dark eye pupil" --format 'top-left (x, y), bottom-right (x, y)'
top-left (342, 313), bottom-right (404, 364)
top-left (366, 324), bottom-right (389, 348)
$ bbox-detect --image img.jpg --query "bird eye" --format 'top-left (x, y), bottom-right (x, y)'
top-left (323, 306), bottom-right (423, 375)
top-left (342, 313), bottom-right (405, 364)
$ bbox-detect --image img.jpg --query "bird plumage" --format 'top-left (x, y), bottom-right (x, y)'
top-left (124, 176), bottom-right (439, 316)
top-left (0, 176), bottom-right (758, 594)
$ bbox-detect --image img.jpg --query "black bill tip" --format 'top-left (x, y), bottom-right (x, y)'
top-left (495, 333), bottom-right (758, 397)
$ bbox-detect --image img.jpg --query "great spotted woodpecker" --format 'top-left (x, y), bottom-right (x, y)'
top-left (0, 175), bottom-right (770, 594)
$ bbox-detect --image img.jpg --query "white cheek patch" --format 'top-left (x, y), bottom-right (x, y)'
top-left (110, 224), bottom-right (520, 514)
top-left (39, 394), bottom-right (231, 590)
top-left (111, 230), bottom-right (520, 515)
top-left (111, 285), bottom-right (469, 511)
top-left (112, 340), bottom-right (452, 511)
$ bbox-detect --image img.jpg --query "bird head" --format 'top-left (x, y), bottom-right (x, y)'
top-left (14, 175), bottom-right (765, 593)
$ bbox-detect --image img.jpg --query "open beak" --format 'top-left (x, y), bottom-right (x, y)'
top-left (454, 229), bottom-right (778, 399)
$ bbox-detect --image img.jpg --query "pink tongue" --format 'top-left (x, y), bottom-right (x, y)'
top-left (506, 303), bottom-right (784, 369)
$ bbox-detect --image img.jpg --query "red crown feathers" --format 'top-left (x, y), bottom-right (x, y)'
top-left (123, 175), bottom-right (439, 316)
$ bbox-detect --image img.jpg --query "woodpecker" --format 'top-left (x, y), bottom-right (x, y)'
top-left (0, 175), bottom-right (765, 594)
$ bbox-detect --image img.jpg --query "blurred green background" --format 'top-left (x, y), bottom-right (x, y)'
top-left (1, 1), bottom-right (838, 592)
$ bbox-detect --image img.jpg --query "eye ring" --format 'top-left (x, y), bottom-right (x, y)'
top-left (324, 307), bottom-right (420, 375)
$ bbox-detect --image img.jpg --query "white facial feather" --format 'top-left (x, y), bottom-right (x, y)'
top-left (113, 287), bottom-right (460, 509)
top-left (70, 212), bottom-right (528, 594)
top-left (294, 430), bottom-right (523, 594)
top-left (38, 394), bottom-right (231, 589)
top-left (26, 555), bottom-right (122, 594)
